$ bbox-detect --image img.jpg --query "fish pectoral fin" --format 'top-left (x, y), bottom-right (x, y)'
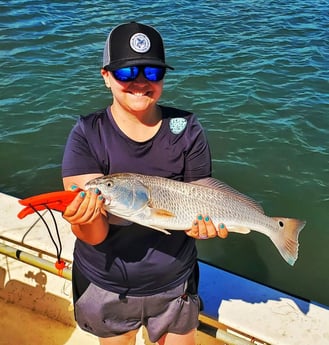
top-left (227, 225), bottom-right (251, 234)
top-left (144, 207), bottom-right (174, 235)
top-left (150, 208), bottom-right (176, 218)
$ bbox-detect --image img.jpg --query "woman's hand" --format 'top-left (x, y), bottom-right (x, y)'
top-left (62, 174), bottom-right (109, 244)
top-left (63, 186), bottom-right (105, 225)
top-left (185, 215), bottom-right (228, 239)
top-left (62, 185), bottom-right (109, 245)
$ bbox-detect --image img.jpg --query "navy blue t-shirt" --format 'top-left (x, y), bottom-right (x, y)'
top-left (62, 105), bottom-right (212, 296)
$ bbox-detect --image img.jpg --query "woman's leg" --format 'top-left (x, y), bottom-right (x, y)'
top-left (99, 329), bottom-right (139, 345)
top-left (157, 329), bottom-right (196, 345)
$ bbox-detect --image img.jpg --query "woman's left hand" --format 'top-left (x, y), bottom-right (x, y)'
top-left (185, 215), bottom-right (228, 239)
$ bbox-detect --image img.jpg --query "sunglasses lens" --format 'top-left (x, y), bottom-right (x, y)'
top-left (112, 67), bottom-right (139, 81)
top-left (112, 66), bottom-right (166, 82)
top-left (144, 66), bottom-right (166, 81)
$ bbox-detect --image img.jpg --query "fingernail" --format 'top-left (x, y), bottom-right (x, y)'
top-left (94, 188), bottom-right (100, 194)
top-left (193, 221), bottom-right (198, 226)
top-left (98, 195), bottom-right (103, 201)
top-left (71, 185), bottom-right (78, 190)
top-left (219, 223), bottom-right (225, 229)
top-left (80, 191), bottom-right (86, 198)
top-left (205, 216), bottom-right (210, 222)
top-left (197, 215), bottom-right (203, 221)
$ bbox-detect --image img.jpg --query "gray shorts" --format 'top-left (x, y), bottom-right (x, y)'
top-left (74, 280), bottom-right (200, 342)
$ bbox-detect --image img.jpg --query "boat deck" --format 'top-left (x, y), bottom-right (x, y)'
top-left (0, 298), bottom-right (98, 345)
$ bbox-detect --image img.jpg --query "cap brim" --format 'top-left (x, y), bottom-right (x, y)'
top-left (105, 58), bottom-right (174, 71)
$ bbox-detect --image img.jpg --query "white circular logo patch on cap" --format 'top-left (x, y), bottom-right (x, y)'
top-left (169, 118), bottom-right (187, 135)
top-left (130, 33), bottom-right (151, 53)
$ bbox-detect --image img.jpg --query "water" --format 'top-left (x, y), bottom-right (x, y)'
top-left (1, 0), bottom-right (328, 306)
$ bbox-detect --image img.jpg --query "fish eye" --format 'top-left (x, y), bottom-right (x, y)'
top-left (107, 180), bottom-right (113, 187)
top-left (278, 221), bottom-right (284, 228)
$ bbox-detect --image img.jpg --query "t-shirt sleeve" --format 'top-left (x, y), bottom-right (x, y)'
top-left (183, 115), bottom-right (212, 182)
top-left (61, 119), bottom-right (103, 177)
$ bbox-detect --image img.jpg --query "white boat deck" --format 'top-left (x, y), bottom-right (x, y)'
top-left (199, 262), bottom-right (329, 345)
top-left (1, 192), bottom-right (329, 345)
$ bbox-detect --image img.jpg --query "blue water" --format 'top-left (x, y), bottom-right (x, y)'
top-left (1, 0), bottom-right (329, 306)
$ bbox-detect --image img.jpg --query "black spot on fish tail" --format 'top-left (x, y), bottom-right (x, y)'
top-left (270, 217), bottom-right (306, 266)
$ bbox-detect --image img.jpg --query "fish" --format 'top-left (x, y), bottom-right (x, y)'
top-left (85, 173), bottom-right (306, 266)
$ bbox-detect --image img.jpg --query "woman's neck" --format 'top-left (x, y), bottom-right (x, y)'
top-left (110, 104), bottom-right (162, 142)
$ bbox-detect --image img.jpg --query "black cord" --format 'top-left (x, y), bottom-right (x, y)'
top-left (45, 204), bottom-right (62, 261)
top-left (28, 204), bottom-right (62, 263)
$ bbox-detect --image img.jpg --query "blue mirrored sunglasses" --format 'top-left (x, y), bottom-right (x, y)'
top-left (112, 66), bottom-right (166, 82)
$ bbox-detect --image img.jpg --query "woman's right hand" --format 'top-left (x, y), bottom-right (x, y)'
top-left (63, 185), bottom-right (105, 226)
top-left (62, 184), bottom-right (109, 245)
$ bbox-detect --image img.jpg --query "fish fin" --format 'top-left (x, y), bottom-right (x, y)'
top-left (227, 225), bottom-right (251, 234)
top-left (269, 217), bottom-right (306, 266)
top-left (191, 177), bottom-right (264, 214)
top-left (150, 208), bottom-right (176, 218)
top-left (136, 205), bottom-right (173, 235)
top-left (146, 225), bottom-right (171, 235)
top-left (148, 208), bottom-right (176, 234)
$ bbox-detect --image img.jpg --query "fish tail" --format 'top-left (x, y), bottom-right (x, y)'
top-left (271, 217), bottom-right (306, 266)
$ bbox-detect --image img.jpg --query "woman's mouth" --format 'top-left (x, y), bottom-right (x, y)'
top-left (129, 90), bottom-right (151, 97)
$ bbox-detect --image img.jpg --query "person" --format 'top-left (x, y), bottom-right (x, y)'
top-left (61, 22), bottom-right (228, 345)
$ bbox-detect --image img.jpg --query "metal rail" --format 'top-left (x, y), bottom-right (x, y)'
top-left (0, 235), bottom-right (72, 263)
top-left (0, 242), bottom-right (72, 280)
top-left (199, 313), bottom-right (269, 345)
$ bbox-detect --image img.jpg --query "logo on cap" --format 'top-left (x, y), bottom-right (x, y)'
top-left (130, 33), bottom-right (151, 53)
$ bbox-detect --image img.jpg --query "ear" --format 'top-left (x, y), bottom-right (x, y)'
top-left (101, 69), bottom-right (111, 88)
top-left (101, 68), bottom-right (108, 76)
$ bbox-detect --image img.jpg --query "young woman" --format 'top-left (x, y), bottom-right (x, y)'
top-left (62, 22), bottom-right (227, 345)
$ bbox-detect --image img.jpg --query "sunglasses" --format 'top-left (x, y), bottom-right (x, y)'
top-left (111, 66), bottom-right (166, 82)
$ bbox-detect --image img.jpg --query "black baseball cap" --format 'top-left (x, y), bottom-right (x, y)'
top-left (103, 22), bottom-right (174, 71)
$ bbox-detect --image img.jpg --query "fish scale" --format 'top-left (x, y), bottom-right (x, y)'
top-left (138, 176), bottom-right (265, 229)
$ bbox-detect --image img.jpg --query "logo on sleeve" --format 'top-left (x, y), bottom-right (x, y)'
top-left (169, 118), bottom-right (187, 135)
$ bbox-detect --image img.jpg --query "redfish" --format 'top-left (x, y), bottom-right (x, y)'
top-left (85, 173), bottom-right (306, 266)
